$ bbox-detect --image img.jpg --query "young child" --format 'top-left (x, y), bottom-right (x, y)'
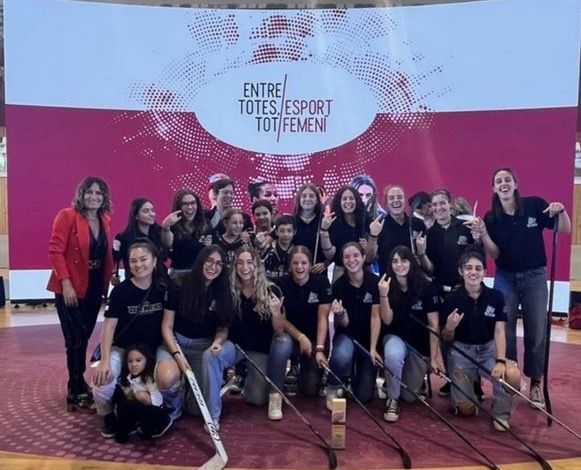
top-left (112, 343), bottom-right (172, 443)
top-left (262, 214), bottom-right (295, 281)
top-left (214, 208), bottom-right (247, 267)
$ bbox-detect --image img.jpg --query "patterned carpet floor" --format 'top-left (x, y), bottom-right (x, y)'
top-left (1, 324), bottom-right (580, 469)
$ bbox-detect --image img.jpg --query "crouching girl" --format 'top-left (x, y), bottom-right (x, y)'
top-left (441, 251), bottom-right (521, 431)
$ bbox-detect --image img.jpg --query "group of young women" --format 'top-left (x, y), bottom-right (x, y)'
top-left (47, 168), bottom-right (570, 440)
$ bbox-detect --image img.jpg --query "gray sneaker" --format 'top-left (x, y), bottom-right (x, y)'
top-left (383, 398), bottom-right (400, 423)
top-left (529, 382), bottom-right (545, 409)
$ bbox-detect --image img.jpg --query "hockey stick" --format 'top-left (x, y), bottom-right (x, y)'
top-left (352, 340), bottom-right (499, 470)
top-left (234, 344), bottom-right (337, 469)
top-left (543, 212), bottom-right (559, 425)
top-left (409, 314), bottom-right (581, 441)
top-left (320, 364), bottom-right (412, 469)
top-left (403, 341), bottom-right (552, 470)
top-left (176, 343), bottom-right (228, 470)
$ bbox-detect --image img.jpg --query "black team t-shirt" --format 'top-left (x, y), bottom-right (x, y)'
top-left (105, 280), bottom-right (165, 351)
top-left (278, 273), bottom-right (332, 341)
top-left (441, 285), bottom-right (507, 345)
top-left (166, 285), bottom-right (223, 339)
top-left (332, 271), bottom-right (379, 348)
top-left (228, 294), bottom-right (274, 354)
top-left (376, 214), bottom-right (426, 275)
top-left (384, 281), bottom-right (439, 356)
top-left (484, 196), bottom-right (554, 272)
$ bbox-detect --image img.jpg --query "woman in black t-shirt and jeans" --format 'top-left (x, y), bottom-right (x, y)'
top-left (158, 245), bottom-right (236, 422)
top-left (473, 168), bottom-right (571, 408)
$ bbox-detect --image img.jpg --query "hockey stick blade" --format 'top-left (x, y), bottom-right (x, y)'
top-left (197, 452), bottom-right (227, 470)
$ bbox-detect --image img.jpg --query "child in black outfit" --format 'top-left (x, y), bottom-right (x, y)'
top-left (112, 343), bottom-right (171, 443)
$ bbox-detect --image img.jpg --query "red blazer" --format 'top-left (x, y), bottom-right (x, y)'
top-left (46, 207), bottom-right (113, 298)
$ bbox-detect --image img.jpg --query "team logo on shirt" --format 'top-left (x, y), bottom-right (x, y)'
top-left (411, 300), bottom-right (423, 310)
top-left (363, 292), bottom-right (373, 303)
top-left (129, 301), bottom-right (163, 315)
top-left (307, 292), bottom-right (319, 303)
top-left (457, 235), bottom-right (468, 245)
top-left (484, 305), bottom-right (496, 317)
top-left (526, 217), bottom-right (538, 228)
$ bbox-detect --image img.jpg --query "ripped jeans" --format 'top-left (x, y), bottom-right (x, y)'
top-left (448, 340), bottom-right (512, 420)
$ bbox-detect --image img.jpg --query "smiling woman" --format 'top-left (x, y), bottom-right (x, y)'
top-left (46, 176), bottom-right (114, 414)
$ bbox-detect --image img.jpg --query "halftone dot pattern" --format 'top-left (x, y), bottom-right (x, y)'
top-left (115, 8), bottom-right (447, 209)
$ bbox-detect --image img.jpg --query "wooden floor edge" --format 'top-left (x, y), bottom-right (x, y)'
top-left (1, 451), bottom-right (580, 470)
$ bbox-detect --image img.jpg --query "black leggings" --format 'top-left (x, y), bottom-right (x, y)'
top-left (55, 272), bottom-right (103, 395)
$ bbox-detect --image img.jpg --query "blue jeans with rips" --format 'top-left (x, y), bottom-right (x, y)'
top-left (494, 267), bottom-right (547, 380)
top-left (449, 340), bottom-right (512, 420)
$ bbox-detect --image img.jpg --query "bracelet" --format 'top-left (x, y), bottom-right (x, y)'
top-left (335, 309), bottom-right (346, 317)
top-left (322, 246), bottom-right (333, 252)
top-left (558, 208), bottom-right (565, 214)
top-left (297, 333), bottom-right (306, 342)
top-left (320, 228), bottom-right (329, 232)
top-left (380, 295), bottom-right (388, 299)
top-left (495, 358), bottom-right (506, 364)
top-left (316, 345), bottom-right (325, 353)
top-left (171, 350), bottom-right (181, 357)
top-left (369, 235), bottom-right (378, 239)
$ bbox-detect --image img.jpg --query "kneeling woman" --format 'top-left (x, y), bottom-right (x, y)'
top-left (157, 245), bottom-right (236, 420)
top-left (93, 240), bottom-right (167, 438)
top-left (327, 242), bottom-right (381, 405)
top-left (441, 251), bottom-right (520, 431)
top-left (204, 246), bottom-right (293, 427)
top-left (279, 246), bottom-right (332, 396)
top-left (379, 245), bottom-right (442, 423)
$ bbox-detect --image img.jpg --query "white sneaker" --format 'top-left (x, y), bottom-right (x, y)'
top-left (268, 392), bottom-right (283, 421)
top-left (493, 417), bottom-right (510, 432)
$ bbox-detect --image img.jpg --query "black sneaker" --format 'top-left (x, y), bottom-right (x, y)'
top-left (101, 413), bottom-right (117, 439)
top-left (151, 415), bottom-right (173, 438)
top-left (438, 382), bottom-right (451, 397)
top-left (383, 398), bottom-right (400, 423)
top-left (474, 379), bottom-right (485, 402)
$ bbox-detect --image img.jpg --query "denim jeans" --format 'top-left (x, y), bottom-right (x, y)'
top-left (494, 267), bottom-right (548, 379)
top-left (448, 340), bottom-right (512, 420)
top-left (172, 334), bottom-right (212, 417)
top-left (291, 342), bottom-right (323, 397)
top-left (55, 275), bottom-right (102, 395)
top-left (203, 333), bottom-right (293, 422)
top-left (328, 334), bottom-right (375, 403)
top-left (382, 335), bottom-right (428, 402)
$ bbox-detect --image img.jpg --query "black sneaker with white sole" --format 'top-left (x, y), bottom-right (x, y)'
top-left (384, 398), bottom-right (400, 423)
top-left (101, 412), bottom-right (117, 439)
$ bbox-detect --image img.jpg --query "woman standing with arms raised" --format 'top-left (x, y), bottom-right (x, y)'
top-left (474, 168), bottom-right (570, 407)
top-left (48, 176), bottom-right (114, 412)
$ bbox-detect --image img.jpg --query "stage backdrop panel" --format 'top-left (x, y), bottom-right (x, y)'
top-left (4, 0), bottom-right (581, 304)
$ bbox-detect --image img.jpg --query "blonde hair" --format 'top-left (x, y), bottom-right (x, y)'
top-left (230, 245), bottom-right (276, 320)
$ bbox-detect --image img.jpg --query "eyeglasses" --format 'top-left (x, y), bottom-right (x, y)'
top-left (204, 259), bottom-right (224, 269)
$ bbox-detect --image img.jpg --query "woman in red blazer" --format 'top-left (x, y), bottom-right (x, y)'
top-left (47, 176), bottom-right (114, 413)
